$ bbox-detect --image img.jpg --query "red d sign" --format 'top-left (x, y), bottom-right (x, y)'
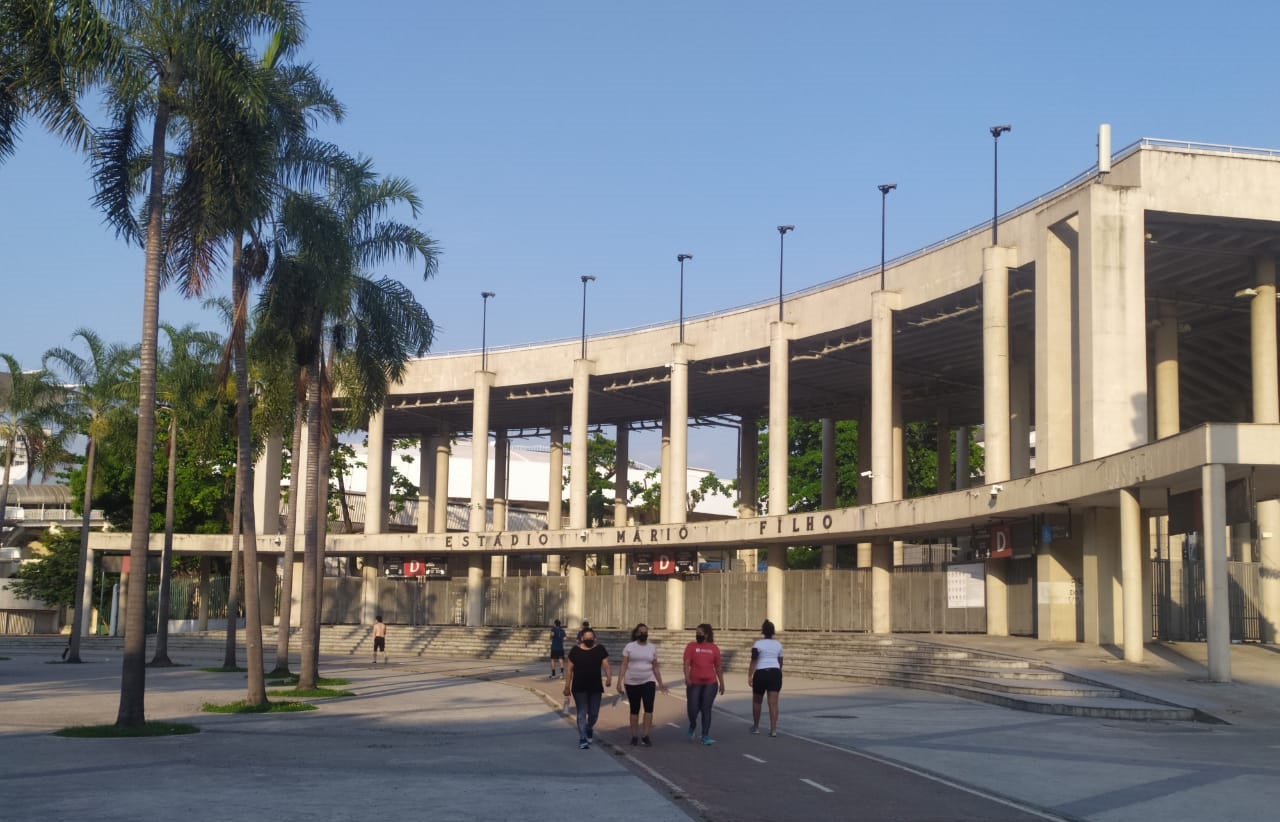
top-left (654, 553), bottom-right (675, 575)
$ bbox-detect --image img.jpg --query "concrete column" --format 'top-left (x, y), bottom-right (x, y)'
top-left (1010, 338), bottom-right (1033, 479)
top-left (659, 417), bottom-right (672, 522)
top-left (1119, 487), bottom-right (1144, 662)
top-left (614, 423), bottom-right (630, 573)
top-left (361, 561), bottom-right (379, 625)
top-left (1249, 257), bottom-right (1280, 643)
top-left (955, 428), bottom-right (969, 490)
top-left (871, 291), bottom-right (898, 633)
top-left (466, 556), bottom-right (485, 627)
top-left (197, 556), bottom-right (210, 632)
top-left (1036, 219), bottom-right (1077, 470)
top-left (1079, 184), bottom-right (1148, 459)
top-left (1036, 527), bottom-right (1082, 642)
top-left (253, 433), bottom-right (283, 535)
top-left (469, 372), bottom-right (494, 534)
top-left (417, 433), bottom-right (435, 534)
top-left (737, 414), bottom-right (759, 572)
top-left (547, 423), bottom-right (564, 575)
top-left (432, 434), bottom-right (450, 535)
top-left (365, 406), bottom-right (388, 535)
top-left (820, 417), bottom-right (837, 570)
top-left (856, 402), bottom-right (871, 568)
top-left (569, 360), bottom-right (592, 530)
top-left (1082, 507), bottom-right (1121, 646)
top-left (985, 559), bottom-right (1008, 637)
top-left (891, 388), bottom-right (904, 567)
top-left (983, 245), bottom-right (1012, 483)
top-left (935, 408), bottom-right (951, 493)
top-left (1202, 464), bottom-right (1231, 681)
top-left (566, 553), bottom-right (586, 629)
top-left (667, 344), bottom-right (692, 628)
top-left (1154, 301), bottom-right (1181, 439)
top-left (491, 432), bottom-right (509, 577)
top-left (767, 322), bottom-right (793, 629)
top-left (259, 558), bottom-right (277, 627)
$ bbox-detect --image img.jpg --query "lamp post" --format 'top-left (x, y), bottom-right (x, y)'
top-left (480, 291), bottom-right (495, 371)
top-left (580, 275), bottom-right (596, 359)
top-left (776, 225), bottom-right (795, 321)
top-left (878, 184), bottom-right (897, 290)
top-left (677, 253), bottom-right (693, 343)
top-left (990, 124), bottom-right (1011, 244)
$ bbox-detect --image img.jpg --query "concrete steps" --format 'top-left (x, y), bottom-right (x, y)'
top-left (0, 628), bottom-right (1197, 721)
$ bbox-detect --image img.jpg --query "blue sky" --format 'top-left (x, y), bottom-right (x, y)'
top-left (3, 1), bottom-right (1278, 476)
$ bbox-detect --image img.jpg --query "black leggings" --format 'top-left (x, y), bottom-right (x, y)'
top-left (625, 681), bottom-right (656, 715)
top-left (686, 683), bottom-right (717, 736)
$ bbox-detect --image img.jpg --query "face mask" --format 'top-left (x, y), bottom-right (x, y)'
top-left (582, 639), bottom-right (595, 648)
top-left (637, 633), bottom-right (648, 642)
top-left (695, 633), bottom-right (706, 643)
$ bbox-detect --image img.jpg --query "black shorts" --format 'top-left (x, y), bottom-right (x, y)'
top-left (624, 681), bottom-right (656, 715)
top-left (550, 648), bottom-right (565, 660)
top-left (752, 668), bottom-right (782, 695)
top-left (373, 636), bottom-right (386, 652)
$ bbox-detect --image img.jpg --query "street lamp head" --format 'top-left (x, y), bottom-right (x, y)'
top-left (677, 253), bottom-right (693, 262)
top-left (777, 225), bottom-right (795, 235)
top-left (481, 291), bottom-right (495, 299)
top-left (990, 124), bottom-right (1012, 138)
top-left (581, 275), bottom-right (596, 284)
top-left (878, 183), bottom-right (897, 195)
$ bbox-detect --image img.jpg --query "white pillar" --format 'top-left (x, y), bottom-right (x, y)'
top-left (1250, 256), bottom-right (1280, 643)
top-left (1202, 464), bottom-right (1231, 681)
top-left (1036, 219), bottom-right (1077, 470)
top-left (659, 417), bottom-right (672, 522)
top-left (417, 433), bottom-right (435, 534)
top-left (613, 423), bottom-right (630, 573)
top-left (491, 432), bottom-right (509, 577)
top-left (871, 291), bottom-right (898, 633)
top-left (469, 372), bottom-right (493, 534)
top-left (361, 561), bottom-right (379, 625)
top-left (466, 556), bottom-right (485, 627)
top-left (1010, 337), bottom-right (1033, 479)
top-left (546, 423), bottom-right (564, 575)
top-left (983, 245), bottom-right (1012, 484)
top-left (1154, 301), bottom-right (1181, 439)
top-left (253, 433), bottom-right (283, 535)
top-left (365, 406), bottom-right (388, 535)
top-left (955, 428), bottom-right (969, 490)
top-left (820, 417), bottom-right (836, 570)
top-left (432, 434), bottom-right (450, 535)
top-left (567, 360), bottom-right (591, 625)
top-left (856, 401), bottom-right (871, 568)
top-left (667, 343), bottom-right (690, 631)
top-left (737, 414), bottom-right (759, 572)
top-left (566, 553), bottom-right (586, 629)
top-left (767, 321), bottom-right (793, 630)
top-left (1119, 487), bottom-right (1144, 662)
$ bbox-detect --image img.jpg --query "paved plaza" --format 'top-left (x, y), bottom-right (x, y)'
top-left (0, 638), bottom-right (1277, 821)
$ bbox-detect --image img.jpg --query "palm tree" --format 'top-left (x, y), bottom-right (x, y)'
top-left (0, 0), bottom-right (114, 162)
top-left (42, 330), bottom-right (137, 663)
top-left (1, 354), bottom-right (69, 535)
top-left (89, 0), bottom-right (302, 728)
top-left (260, 158), bottom-right (437, 689)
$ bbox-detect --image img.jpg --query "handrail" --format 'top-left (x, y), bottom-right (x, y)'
top-left (424, 137), bottom-right (1279, 357)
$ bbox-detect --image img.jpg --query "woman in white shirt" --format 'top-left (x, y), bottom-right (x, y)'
top-left (748, 619), bottom-right (784, 737)
top-left (616, 622), bottom-right (667, 746)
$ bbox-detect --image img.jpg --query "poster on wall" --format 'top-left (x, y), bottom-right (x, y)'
top-left (946, 562), bottom-right (986, 609)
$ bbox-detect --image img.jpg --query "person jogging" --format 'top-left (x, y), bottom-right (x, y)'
top-left (616, 622), bottom-right (667, 746)
top-left (748, 619), bottom-right (784, 736)
top-left (683, 622), bottom-right (725, 746)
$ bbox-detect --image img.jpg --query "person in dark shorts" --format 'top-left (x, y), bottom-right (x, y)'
top-left (748, 619), bottom-right (784, 736)
top-left (564, 628), bottom-right (611, 749)
top-left (616, 622), bottom-right (667, 746)
top-left (372, 615), bottom-right (387, 664)
top-left (549, 619), bottom-right (567, 678)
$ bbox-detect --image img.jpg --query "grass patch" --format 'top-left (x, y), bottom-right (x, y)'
top-left (265, 674), bottom-right (351, 687)
top-left (198, 666), bottom-right (248, 673)
top-left (266, 687), bottom-right (354, 698)
top-left (201, 700), bottom-right (316, 714)
top-left (55, 722), bottom-right (200, 738)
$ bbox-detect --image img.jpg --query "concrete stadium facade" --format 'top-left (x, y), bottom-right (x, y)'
top-left (92, 137), bottom-right (1280, 681)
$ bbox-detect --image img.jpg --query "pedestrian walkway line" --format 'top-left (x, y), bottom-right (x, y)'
top-left (743, 754), bottom-right (766, 764)
top-left (789, 729), bottom-right (1072, 822)
top-left (800, 778), bottom-right (834, 793)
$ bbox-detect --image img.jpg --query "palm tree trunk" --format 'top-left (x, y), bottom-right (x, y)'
top-left (222, 472), bottom-right (242, 670)
top-left (68, 436), bottom-right (96, 662)
top-left (313, 427), bottom-right (332, 667)
top-left (149, 412), bottom-right (177, 666)
top-left (270, 406), bottom-right (304, 675)
top-left (232, 241), bottom-right (266, 705)
top-left (117, 94), bottom-right (170, 728)
top-left (297, 351), bottom-right (323, 690)
top-left (337, 470), bottom-right (352, 533)
top-left (0, 445), bottom-right (14, 534)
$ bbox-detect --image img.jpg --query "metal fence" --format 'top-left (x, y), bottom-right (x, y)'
top-left (1153, 560), bottom-right (1261, 642)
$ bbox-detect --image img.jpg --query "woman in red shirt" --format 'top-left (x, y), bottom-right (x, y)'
top-left (682, 622), bottom-right (725, 745)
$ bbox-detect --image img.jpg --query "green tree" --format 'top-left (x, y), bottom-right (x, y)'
top-left (89, 0), bottom-right (301, 728)
top-left (1, 354), bottom-right (69, 525)
top-left (42, 329), bottom-right (137, 663)
top-left (9, 528), bottom-right (98, 608)
top-left (259, 156), bottom-right (437, 689)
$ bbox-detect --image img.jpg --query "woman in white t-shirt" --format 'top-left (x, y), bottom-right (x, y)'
top-left (748, 619), bottom-right (784, 737)
top-left (616, 623), bottom-right (667, 746)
